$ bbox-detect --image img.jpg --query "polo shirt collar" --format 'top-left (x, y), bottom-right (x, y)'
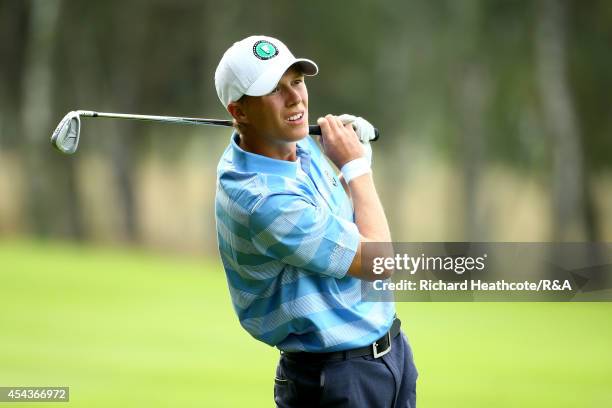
top-left (230, 132), bottom-right (311, 177)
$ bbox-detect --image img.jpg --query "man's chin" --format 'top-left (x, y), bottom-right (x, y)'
top-left (285, 124), bottom-right (309, 140)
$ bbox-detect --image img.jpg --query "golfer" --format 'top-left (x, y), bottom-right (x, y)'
top-left (214, 35), bottom-right (417, 407)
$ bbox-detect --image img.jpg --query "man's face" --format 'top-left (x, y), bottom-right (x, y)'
top-left (240, 66), bottom-right (308, 143)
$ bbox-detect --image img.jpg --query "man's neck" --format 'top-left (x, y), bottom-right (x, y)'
top-left (238, 132), bottom-right (297, 162)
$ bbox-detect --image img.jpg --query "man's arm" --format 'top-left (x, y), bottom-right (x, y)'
top-left (338, 174), bottom-right (351, 199)
top-left (317, 115), bottom-right (394, 281)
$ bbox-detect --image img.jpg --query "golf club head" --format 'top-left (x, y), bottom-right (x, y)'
top-left (51, 111), bottom-right (81, 154)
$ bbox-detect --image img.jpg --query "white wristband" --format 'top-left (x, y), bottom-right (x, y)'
top-left (340, 157), bottom-right (371, 183)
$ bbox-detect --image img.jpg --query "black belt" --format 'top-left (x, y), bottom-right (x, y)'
top-left (282, 318), bottom-right (401, 362)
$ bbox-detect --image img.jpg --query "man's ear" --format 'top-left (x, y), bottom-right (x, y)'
top-left (227, 101), bottom-right (248, 125)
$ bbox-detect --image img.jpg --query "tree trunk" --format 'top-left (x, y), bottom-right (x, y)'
top-left (456, 62), bottom-right (489, 241)
top-left (535, 0), bottom-right (596, 241)
top-left (0, 1), bottom-right (28, 151)
top-left (105, 3), bottom-right (152, 243)
top-left (450, 0), bottom-right (489, 241)
top-left (20, 0), bottom-right (85, 238)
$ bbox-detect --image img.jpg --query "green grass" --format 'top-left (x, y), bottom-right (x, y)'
top-left (1, 239), bottom-right (611, 407)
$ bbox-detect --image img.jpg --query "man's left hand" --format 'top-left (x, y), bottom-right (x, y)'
top-left (339, 114), bottom-right (374, 165)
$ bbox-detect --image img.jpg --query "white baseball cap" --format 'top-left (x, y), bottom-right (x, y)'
top-left (214, 35), bottom-right (318, 107)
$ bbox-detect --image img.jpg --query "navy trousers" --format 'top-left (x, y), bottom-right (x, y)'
top-left (274, 331), bottom-right (418, 407)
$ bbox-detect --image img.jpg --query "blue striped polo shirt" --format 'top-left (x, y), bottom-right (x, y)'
top-left (215, 133), bottom-right (395, 352)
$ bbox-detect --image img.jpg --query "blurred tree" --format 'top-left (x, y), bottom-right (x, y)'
top-left (448, 0), bottom-right (491, 240)
top-left (0, 0), bottom-right (29, 151)
top-left (105, 2), bottom-right (151, 242)
top-left (20, 0), bottom-right (85, 238)
top-left (536, 0), bottom-right (596, 240)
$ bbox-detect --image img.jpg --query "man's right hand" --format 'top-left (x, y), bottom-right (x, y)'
top-left (317, 114), bottom-right (365, 170)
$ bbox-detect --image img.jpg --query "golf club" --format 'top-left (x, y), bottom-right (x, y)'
top-left (50, 110), bottom-right (380, 155)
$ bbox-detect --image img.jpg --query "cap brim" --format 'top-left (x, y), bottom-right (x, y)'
top-left (246, 58), bottom-right (318, 97)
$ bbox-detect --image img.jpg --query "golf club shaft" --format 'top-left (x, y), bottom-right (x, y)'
top-left (77, 110), bottom-right (328, 136)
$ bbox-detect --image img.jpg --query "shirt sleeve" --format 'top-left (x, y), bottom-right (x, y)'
top-left (249, 193), bottom-right (360, 279)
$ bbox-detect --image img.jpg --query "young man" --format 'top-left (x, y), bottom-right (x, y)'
top-left (214, 35), bottom-right (417, 407)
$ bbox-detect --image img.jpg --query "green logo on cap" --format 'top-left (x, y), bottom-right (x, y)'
top-left (253, 40), bottom-right (278, 60)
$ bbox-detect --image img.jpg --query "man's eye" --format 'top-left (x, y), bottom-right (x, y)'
top-left (269, 87), bottom-right (280, 94)
top-left (293, 79), bottom-right (304, 85)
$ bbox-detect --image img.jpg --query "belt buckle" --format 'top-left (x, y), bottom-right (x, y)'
top-left (372, 331), bottom-right (392, 359)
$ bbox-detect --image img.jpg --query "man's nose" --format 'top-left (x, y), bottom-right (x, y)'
top-left (285, 87), bottom-right (302, 106)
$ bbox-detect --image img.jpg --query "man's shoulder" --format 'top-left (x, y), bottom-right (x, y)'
top-left (216, 164), bottom-right (304, 216)
top-left (216, 135), bottom-right (322, 214)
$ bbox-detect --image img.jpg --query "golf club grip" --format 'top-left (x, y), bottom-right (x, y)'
top-left (308, 125), bottom-right (380, 141)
